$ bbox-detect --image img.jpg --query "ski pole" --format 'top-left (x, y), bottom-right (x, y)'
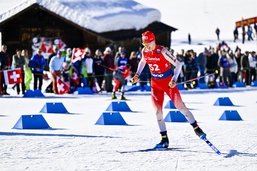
top-left (177, 72), bottom-right (215, 85)
top-left (136, 72), bottom-right (215, 84)
top-left (97, 63), bottom-right (116, 71)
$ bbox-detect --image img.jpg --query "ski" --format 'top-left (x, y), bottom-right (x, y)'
top-left (201, 137), bottom-right (221, 155)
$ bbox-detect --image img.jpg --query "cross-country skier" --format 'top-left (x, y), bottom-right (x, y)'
top-left (112, 64), bottom-right (131, 100)
top-left (130, 31), bottom-right (206, 149)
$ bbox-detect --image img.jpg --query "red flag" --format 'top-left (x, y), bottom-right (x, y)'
top-left (123, 66), bottom-right (131, 79)
top-left (57, 77), bottom-right (69, 94)
top-left (72, 48), bottom-right (85, 63)
top-left (71, 69), bottom-right (80, 85)
top-left (3, 68), bottom-right (22, 84)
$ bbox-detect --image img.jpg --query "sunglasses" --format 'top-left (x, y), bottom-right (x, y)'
top-left (142, 41), bottom-right (154, 47)
top-left (142, 42), bottom-right (149, 47)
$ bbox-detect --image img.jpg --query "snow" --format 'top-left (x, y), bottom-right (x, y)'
top-left (0, 0), bottom-right (160, 33)
top-left (1, 0), bottom-right (257, 170)
top-left (135, 0), bottom-right (257, 40)
top-left (135, 0), bottom-right (257, 53)
top-left (1, 87), bottom-right (257, 170)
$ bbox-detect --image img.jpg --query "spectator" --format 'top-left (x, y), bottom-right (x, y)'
top-left (22, 49), bottom-right (32, 90)
top-left (62, 48), bottom-right (72, 82)
top-left (136, 46), bottom-right (142, 60)
top-left (46, 45), bottom-right (58, 71)
top-left (215, 28), bottom-right (220, 41)
top-left (206, 47), bottom-right (219, 88)
top-left (12, 49), bottom-right (25, 95)
top-left (248, 51), bottom-right (256, 83)
top-left (128, 51), bottom-right (139, 81)
top-left (234, 47), bottom-right (243, 82)
top-left (30, 49), bottom-right (46, 91)
top-left (197, 48), bottom-right (208, 83)
top-left (247, 25), bottom-right (254, 41)
top-left (72, 49), bottom-right (84, 88)
top-left (134, 46), bottom-right (151, 90)
top-left (139, 64), bottom-right (151, 91)
top-left (188, 33), bottom-right (191, 45)
top-left (241, 51), bottom-right (250, 85)
top-left (254, 23), bottom-right (257, 39)
top-left (0, 45), bottom-right (11, 95)
top-left (45, 45), bottom-right (58, 93)
top-left (114, 46), bottom-right (125, 63)
top-left (62, 48), bottom-right (73, 92)
top-left (184, 50), bottom-right (198, 89)
top-left (227, 50), bottom-right (238, 87)
top-left (83, 47), bottom-right (94, 89)
top-left (242, 26), bottom-right (246, 44)
top-left (176, 49), bottom-right (185, 84)
top-left (93, 49), bottom-right (105, 92)
top-left (103, 47), bottom-right (114, 92)
top-left (233, 27), bottom-right (239, 42)
top-left (49, 50), bottom-right (64, 94)
top-left (218, 50), bottom-right (231, 87)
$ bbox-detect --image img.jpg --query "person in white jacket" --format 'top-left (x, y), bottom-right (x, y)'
top-left (227, 51), bottom-right (238, 86)
top-left (49, 50), bottom-right (64, 94)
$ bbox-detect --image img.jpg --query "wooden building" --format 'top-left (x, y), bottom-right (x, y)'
top-left (0, 0), bottom-right (177, 56)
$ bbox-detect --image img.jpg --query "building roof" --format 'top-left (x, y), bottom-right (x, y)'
top-left (0, 0), bottom-right (162, 33)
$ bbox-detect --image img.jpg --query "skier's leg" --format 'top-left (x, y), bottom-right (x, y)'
top-left (151, 87), bottom-right (169, 148)
top-left (166, 86), bottom-right (196, 123)
top-left (151, 87), bottom-right (166, 132)
top-left (112, 78), bottom-right (120, 99)
top-left (166, 86), bottom-right (206, 138)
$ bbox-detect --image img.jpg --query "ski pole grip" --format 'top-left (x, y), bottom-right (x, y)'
top-left (130, 74), bottom-right (140, 83)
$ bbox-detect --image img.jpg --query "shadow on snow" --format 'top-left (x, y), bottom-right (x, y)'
top-left (0, 131), bottom-right (120, 139)
top-left (223, 149), bottom-right (257, 158)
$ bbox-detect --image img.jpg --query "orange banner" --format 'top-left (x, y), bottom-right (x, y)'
top-left (236, 17), bottom-right (257, 28)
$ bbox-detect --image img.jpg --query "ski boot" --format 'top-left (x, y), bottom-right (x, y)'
top-left (120, 92), bottom-right (127, 100)
top-left (191, 121), bottom-right (206, 139)
top-left (154, 131), bottom-right (169, 149)
top-left (112, 92), bottom-right (117, 100)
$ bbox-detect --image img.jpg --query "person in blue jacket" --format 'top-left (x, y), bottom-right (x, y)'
top-left (29, 49), bottom-right (46, 91)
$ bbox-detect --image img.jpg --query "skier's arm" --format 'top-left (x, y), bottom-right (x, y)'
top-left (135, 54), bottom-right (146, 76)
top-left (162, 48), bottom-right (182, 88)
top-left (130, 52), bottom-right (146, 83)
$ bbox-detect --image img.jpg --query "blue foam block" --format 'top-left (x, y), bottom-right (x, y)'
top-left (232, 81), bottom-right (245, 88)
top-left (127, 85), bottom-right (141, 92)
top-left (143, 85), bottom-right (151, 91)
top-left (106, 101), bottom-right (132, 112)
top-left (251, 80), bottom-right (257, 87)
top-left (198, 83), bottom-right (208, 89)
top-left (127, 85), bottom-right (151, 92)
top-left (176, 84), bottom-right (186, 90)
top-left (164, 111), bottom-right (187, 122)
top-left (13, 114), bottom-right (50, 129)
top-left (76, 87), bottom-right (94, 94)
top-left (164, 100), bottom-right (176, 109)
top-left (216, 83), bottom-right (228, 89)
top-left (214, 97), bottom-right (234, 106)
top-left (40, 102), bottom-right (69, 113)
top-left (219, 110), bottom-right (242, 121)
top-left (95, 112), bottom-right (127, 125)
top-left (23, 90), bottom-right (45, 98)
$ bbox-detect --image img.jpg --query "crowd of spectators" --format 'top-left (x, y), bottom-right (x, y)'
top-left (176, 42), bottom-right (256, 89)
top-left (0, 38), bottom-right (256, 96)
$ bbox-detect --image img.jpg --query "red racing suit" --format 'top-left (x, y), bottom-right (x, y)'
top-left (137, 45), bottom-right (196, 129)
